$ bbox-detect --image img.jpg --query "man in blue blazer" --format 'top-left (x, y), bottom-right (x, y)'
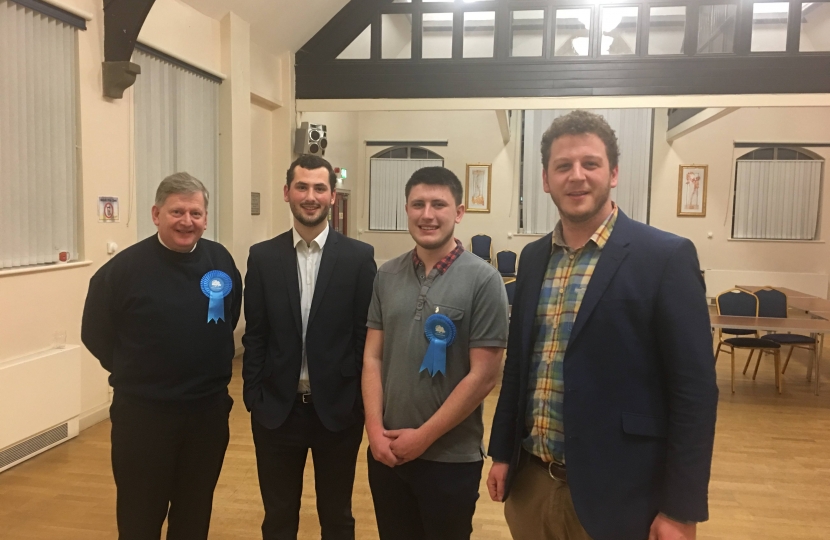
top-left (487, 111), bottom-right (718, 540)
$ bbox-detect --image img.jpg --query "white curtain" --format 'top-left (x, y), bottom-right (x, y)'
top-left (0, 1), bottom-right (78, 269)
top-left (734, 160), bottom-right (823, 240)
top-left (521, 109), bottom-right (653, 234)
top-left (369, 158), bottom-right (443, 231)
top-left (133, 50), bottom-right (219, 241)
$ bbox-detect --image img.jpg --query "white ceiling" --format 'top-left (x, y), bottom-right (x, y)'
top-left (180, 0), bottom-right (352, 55)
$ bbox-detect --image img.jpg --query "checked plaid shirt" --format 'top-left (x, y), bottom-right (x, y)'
top-left (522, 204), bottom-right (618, 465)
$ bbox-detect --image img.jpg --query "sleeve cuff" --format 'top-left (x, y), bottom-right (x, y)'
top-left (367, 321), bottom-right (383, 330)
top-left (659, 512), bottom-right (698, 525)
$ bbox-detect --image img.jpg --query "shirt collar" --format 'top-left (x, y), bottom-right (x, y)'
top-left (293, 225), bottom-right (330, 250)
top-left (411, 238), bottom-right (465, 275)
top-left (552, 202), bottom-right (618, 251)
top-left (157, 233), bottom-right (198, 253)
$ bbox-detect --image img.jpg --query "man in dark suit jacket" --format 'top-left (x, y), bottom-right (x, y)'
top-left (242, 154), bottom-right (376, 540)
top-left (487, 111), bottom-right (718, 540)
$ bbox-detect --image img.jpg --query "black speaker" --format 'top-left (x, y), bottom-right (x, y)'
top-left (294, 122), bottom-right (328, 156)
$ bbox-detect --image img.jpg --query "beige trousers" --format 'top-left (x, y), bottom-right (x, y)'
top-left (504, 458), bottom-right (593, 540)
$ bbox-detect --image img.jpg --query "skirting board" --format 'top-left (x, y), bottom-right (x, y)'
top-left (79, 400), bottom-right (111, 431)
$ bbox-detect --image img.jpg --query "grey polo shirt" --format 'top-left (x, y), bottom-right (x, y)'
top-left (367, 249), bottom-right (509, 463)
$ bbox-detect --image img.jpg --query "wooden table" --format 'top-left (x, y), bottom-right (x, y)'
top-left (711, 315), bottom-right (830, 395)
top-left (788, 296), bottom-right (830, 314)
top-left (811, 310), bottom-right (830, 321)
top-left (735, 285), bottom-right (815, 299)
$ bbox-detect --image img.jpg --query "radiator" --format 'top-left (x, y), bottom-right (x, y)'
top-left (0, 345), bottom-right (81, 473)
top-left (703, 270), bottom-right (829, 299)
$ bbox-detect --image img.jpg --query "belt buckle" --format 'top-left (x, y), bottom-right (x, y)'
top-left (548, 461), bottom-right (564, 482)
top-left (301, 393), bottom-right (311, 404)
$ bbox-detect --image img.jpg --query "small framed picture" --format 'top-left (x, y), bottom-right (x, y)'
top-left (465, 164), bottom-right (491, 213)
top-left (677, 165), bottom-right (708, 217)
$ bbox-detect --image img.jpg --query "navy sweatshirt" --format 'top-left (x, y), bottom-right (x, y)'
top-left (82, 235), bottom-right (242, 403)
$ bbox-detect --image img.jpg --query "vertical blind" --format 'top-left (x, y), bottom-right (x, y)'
top-left (733, 160), bottom-right (823, 240)
top-left (0, 0), bottom-right (78, 269)
top-left (133, 49), bottom-right (219, 241)
top-left (521, 109), bottom-right (653, 234)
top-left (369, 158), bottom-right (443, 231)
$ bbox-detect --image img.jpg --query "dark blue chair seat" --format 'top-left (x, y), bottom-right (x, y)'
top-left (724, 337), bottom-right (780, 348)
top-left (764, 333), bottom-right (816, 344)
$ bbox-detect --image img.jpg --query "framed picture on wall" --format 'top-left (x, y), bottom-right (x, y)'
top-left (677, 165), bottom-right (708, 217)
top-left (465, 164), bottom-right (492, 213)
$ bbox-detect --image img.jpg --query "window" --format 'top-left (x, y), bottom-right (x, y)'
top-left (697, 4), bottom-right (737, 53)
top-left (133, 48), bottom-right (220, 241)
top-left (554, 8), bottom-right (592, 57)
top-left (800, 2), bottom-right (830, 52)
top-left (0, 0), bottom-right (80, 269)
top-left (338, 25), bottom-right (371, 59)
top-left (733, 147), bottom-right (824, 240)
top-left (369, 147), bottom-right (444, 231)
top-left (519, 109), bottom-right (653, 233)
top-left (382, 14), bottom-right (412, 59)
top-left (751, 2), bottom-right (788, 52)
top-left (601, 6), bottom-right (639, 56)
top-left (511, 10), bottom-right (545, 57)
top-left (463, 11), bottom-right (495, 58)
top-left (423, 13), bottom-right (454, 59)
top-left (648, 6), bottom-right (687, 55)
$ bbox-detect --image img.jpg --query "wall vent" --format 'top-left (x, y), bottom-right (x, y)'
top-left (0, 423), bottom-right (69, 472)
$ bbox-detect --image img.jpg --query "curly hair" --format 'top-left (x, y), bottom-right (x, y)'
top-left (540, 110), bottom-right (620, 171)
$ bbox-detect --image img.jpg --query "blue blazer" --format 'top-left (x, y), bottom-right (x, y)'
top-left (488, 211), bottom-right (718, 540)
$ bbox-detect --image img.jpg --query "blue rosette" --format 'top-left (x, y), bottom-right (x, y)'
top-left (420, 313), bottom-right (456, 377)
top-left (200, 270), bottom-right (232, 323)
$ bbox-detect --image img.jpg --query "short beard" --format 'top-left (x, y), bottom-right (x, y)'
top-left (291, 203), bottom-right (329, 228)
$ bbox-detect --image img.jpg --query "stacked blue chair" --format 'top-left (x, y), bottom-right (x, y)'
top-left (754, 287), bottom-right (818, 379)
top-left (715, 288), bottom-right (782, 393)
top-left (470, 234), bottom-right (493, 263)
top-left (496, 250), bottom-right (518, 278)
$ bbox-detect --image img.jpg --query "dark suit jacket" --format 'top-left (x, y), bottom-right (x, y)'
top-left (242, 229), bottom-right (376, 432)
top-left (488, 211), bottom-right (718, 540)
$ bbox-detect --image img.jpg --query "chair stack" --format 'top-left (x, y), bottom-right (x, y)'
top-left (715, 288), bottom-right (782, 393)
top-left (754, 287), bottom-right (818, 378)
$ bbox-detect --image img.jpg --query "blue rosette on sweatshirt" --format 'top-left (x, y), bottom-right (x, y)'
top-left (420, 313), bottom-right (456, 377)
top-left (200, 270), bottom-right (232, 323)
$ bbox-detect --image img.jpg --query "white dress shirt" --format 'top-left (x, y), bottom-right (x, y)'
top-left (293, 225), bottom-right (330, 393)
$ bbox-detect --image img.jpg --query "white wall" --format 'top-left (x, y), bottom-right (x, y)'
top-left (347, 110), bottom-right (531, 262)
top-left (801, 3), bottom-right (830, 51)
top-left (310, 106), bottom-right (830, 296)
top-left (650, 107), bottom-right (830, 295)
top-left (0, 0), bottom-right (289, 432)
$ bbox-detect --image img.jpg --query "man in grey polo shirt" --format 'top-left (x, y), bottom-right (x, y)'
top-left (362, 166), bottom-right (509, 540)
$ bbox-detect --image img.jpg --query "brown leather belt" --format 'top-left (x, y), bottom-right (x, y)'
top-left (523, 449), bottom-right (567, 483)
top-left (296, 393), bottom-right (312, 404)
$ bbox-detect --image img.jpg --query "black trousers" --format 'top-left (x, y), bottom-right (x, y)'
top-left (366, 448), bottom-right (483, 540)
top-left (251, 399), bottom-right (364, 540)
top-left (109, 392), bottom-right (232, 540)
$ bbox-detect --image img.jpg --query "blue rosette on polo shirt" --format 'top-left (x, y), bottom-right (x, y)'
top-left (200, 270), bottom-right (232, 323)
top-left (420, 313), bottom-right (456, 377)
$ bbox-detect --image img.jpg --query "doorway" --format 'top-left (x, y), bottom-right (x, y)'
top-left (331, 191), bottom-right (349, 236)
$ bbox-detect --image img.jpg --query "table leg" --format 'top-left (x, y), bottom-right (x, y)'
top-left (815, 333), bottom-right (823, 396)
top-left (807, 333), bottom-right (816, 382)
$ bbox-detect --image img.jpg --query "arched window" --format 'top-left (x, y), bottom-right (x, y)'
top-left (733, 146), bottom-right (824, 240)
top-left (369, 146), bottom-right (444, 231)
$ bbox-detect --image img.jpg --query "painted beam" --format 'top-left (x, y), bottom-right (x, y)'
top-left (666, 108), bottom-right (739, 143)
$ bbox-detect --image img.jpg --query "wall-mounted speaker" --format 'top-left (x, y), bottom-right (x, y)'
top-left (294, 122), bottom-right (328, 156)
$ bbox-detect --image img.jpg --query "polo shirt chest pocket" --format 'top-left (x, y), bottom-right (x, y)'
top-left (424, 303), bottom-right (465, 346)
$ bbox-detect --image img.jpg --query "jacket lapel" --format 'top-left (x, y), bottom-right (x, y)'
top-left (521, 234), bottom-right (552, 364)
top-left (567, 212), bottom-right (632, 348)
top-left (308, 229), bottom-right (339, 325)
top-left (277, 232), bottom-right (303, 337)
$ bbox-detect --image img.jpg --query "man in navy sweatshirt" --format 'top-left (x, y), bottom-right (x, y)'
top-left (82, 172), bottom-right (242, 540)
